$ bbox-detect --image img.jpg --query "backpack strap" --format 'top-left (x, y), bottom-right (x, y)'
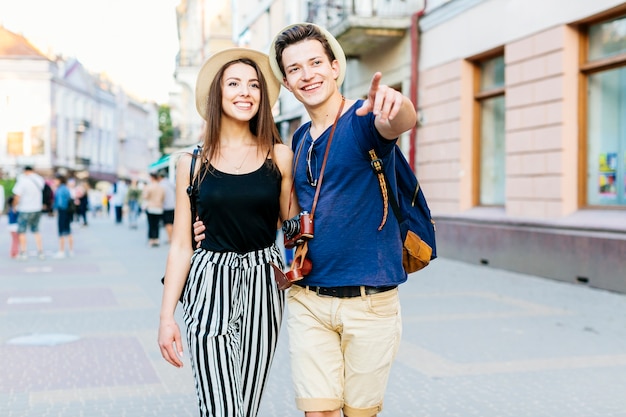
top-left (186, 145), bottom-right (201, 244)
top-left (368, 148), bottom-right (402, 233)
top-left (368, 149), bottom-right (390, 231)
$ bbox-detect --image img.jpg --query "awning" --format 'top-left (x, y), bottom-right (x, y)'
top-left (148, 154), bottom-right (171, 172)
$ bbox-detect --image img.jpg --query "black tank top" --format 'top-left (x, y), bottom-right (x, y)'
top-left (197, 161), bottom-right (281, 253)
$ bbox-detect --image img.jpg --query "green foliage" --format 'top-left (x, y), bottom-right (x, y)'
top-left (158, 104), bottom-right (174, 154)
top-left (1, 178), bottom-right (16, 213)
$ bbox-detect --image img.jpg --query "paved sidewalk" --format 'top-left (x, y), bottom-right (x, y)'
top-left (1, 214), bottom-right (625, 416)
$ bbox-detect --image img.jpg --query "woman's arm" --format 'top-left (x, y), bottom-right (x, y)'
top-left (158, 153), bottom-right (195, 367)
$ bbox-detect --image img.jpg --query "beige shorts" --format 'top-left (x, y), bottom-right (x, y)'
top-left (286, 285), bottom-right (402, 417)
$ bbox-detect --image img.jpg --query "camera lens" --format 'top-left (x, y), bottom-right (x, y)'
top-left (282, 216), bottom-right (300, 238)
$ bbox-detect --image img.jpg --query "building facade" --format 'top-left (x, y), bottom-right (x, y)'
top-left (224, 0), bottom-right (626, 293)
top-left (418, 0), bottom-right (626, 293)
top-left (0, 26), bottom-right (160, 183)
top-left (172, 0), bottom-right (235, 149)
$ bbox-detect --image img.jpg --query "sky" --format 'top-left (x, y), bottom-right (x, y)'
top-left (0, 0), bottom-right (180, 103)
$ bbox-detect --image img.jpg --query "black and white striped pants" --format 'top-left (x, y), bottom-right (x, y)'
top-left (182, 244), bottom-right (285, 417)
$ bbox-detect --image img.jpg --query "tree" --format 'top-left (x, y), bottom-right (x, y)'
top-left (158, 105), bottom-right (174, 154)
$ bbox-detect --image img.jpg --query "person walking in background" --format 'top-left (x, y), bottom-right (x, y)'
top-left (12, 165), bottom-right (46, 260)
top-left (41, 179), bottom-right (54, 217)
top-left (75, 181), bottom-right (89, 226)
top-left (126, 179), bottom-right (142, 229)
top-left (142, 173), bottom-right (165, 247)
top-left (112, 178), bottom-right (128, 224)
top-left (158, 48), bottom-right (296, 417)
top-left (158, 172), bottom-right (176, 243)
top-left (68, 178), bottom-right (78, 222)
top-left (7, 195), bottom-right (19, 259)
top-left (52, 175), bottom-right (74, 259)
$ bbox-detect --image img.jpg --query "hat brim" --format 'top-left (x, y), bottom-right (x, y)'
top-left (269, 23), bottom-right (346, 87)
top-left (195, 48), bottom-right (281, 120)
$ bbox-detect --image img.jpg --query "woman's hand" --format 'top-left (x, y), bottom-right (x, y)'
top-left (193, 216), bottom-right (206, 248)
top-left (158, 317), bottom-right (184, 368)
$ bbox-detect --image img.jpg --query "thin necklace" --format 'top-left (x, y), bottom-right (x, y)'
top-left (222, 145), bottom-right (252, 174)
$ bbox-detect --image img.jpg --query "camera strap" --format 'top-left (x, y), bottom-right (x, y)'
top-left (290, 96), bottom-right (345, 220)
top-left (310, 96), bottom-right (344, 218)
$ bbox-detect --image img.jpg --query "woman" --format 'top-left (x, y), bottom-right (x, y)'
top-left (157, 48), bottom-right (297, 417)
top-left (142, 173), bottom-right (165, 247)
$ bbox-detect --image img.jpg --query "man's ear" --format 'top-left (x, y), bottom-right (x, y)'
top-left (283, 78), bottom-right (292, 92)
top-left (331, 60), bottom-right (340, 82)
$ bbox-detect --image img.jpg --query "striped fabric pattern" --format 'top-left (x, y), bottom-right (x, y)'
top-left (182, 245), bottom-right (285, 417)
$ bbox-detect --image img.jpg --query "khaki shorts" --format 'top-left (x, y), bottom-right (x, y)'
top-left (286, 285), bottom-right (402, 417)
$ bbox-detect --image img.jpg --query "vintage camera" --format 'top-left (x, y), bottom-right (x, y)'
top-left (282, 211), bottom-right (314, 249)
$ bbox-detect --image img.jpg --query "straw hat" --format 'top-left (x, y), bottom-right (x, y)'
top-left (269, 22), bottom-right (347, 87)
top-left (195, 48), bottom-right (281, 120)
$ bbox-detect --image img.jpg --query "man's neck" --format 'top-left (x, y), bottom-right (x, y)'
top-left (307, 93), bottom-right (347, 137)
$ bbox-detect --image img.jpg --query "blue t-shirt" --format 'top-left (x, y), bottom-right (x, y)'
top-left (291, 99), bottom-right (407, 288)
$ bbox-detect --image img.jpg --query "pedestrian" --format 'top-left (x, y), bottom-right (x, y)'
top-left (41, 180), bottom-right (54, 216)
top-left (12, 165), bottom-right (47, 260)
top-left (158, 172), bottom-right (176, 243)
top-left (157, 47), bottom-right (296, 417)
top-left (52, 174), bottom-right (74, 258)
top-left (142, 173), bottom-right (165, 247)
top-left (76, 181), bottom-right (89, 226)
top-left (112, 178), bottom-right (127, 224)
top-left (126, 179), bottom-right (142, 229)
top-left (7, 195), bottom-right (19, 259)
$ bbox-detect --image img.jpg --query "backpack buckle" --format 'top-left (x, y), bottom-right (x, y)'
top-left (370, 158), bottom-right (384, 173)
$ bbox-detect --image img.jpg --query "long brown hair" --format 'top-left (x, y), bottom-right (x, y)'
top-left (196, 57), bottom-right (281, 180)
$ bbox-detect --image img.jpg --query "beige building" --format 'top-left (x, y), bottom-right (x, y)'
top-left (418, 0), bottom-right (626, 293)
top-left (172, 0), bottom-right (235, 149)
top-left (0, 26), bottom-right (160, 182)
top-left (188, 0), bottom-right (626, 292)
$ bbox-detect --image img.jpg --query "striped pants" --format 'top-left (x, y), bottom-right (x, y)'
top-left (182, 245), bottom-right (285, 417)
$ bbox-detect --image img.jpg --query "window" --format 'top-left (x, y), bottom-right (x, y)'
top-left (475, 54), bottom-right (505, 206)
top-left (583, 14), bottom-right (626, 207)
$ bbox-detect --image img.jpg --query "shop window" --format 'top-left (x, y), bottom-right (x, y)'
top-left (6, 131), bottom-right (23, 156)
top-left (475, 55), bottom-right (505, 206)
top-left (583, 14), bottom-right (626, 207)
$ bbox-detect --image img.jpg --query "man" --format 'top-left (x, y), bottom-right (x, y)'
top-left (12, 165), bottom-right (46, 260)
top-left (158, 171), bottom-right (176, 243)
top-left (111, 178), bottom-right (128, 224)
top-left (196, 23), bottom-right (417, 417)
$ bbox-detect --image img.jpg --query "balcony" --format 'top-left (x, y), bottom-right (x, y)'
top-left (307, 0), bottom-right (425, 57)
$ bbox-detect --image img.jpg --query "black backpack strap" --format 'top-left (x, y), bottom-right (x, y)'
top-left (186, 145), bottom-right (201, 244)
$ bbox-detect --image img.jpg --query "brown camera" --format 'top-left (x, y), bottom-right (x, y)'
top-left (283, 211), bottom-right (314, 249)
top-left (273, 242), bottom-right (312, 290)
